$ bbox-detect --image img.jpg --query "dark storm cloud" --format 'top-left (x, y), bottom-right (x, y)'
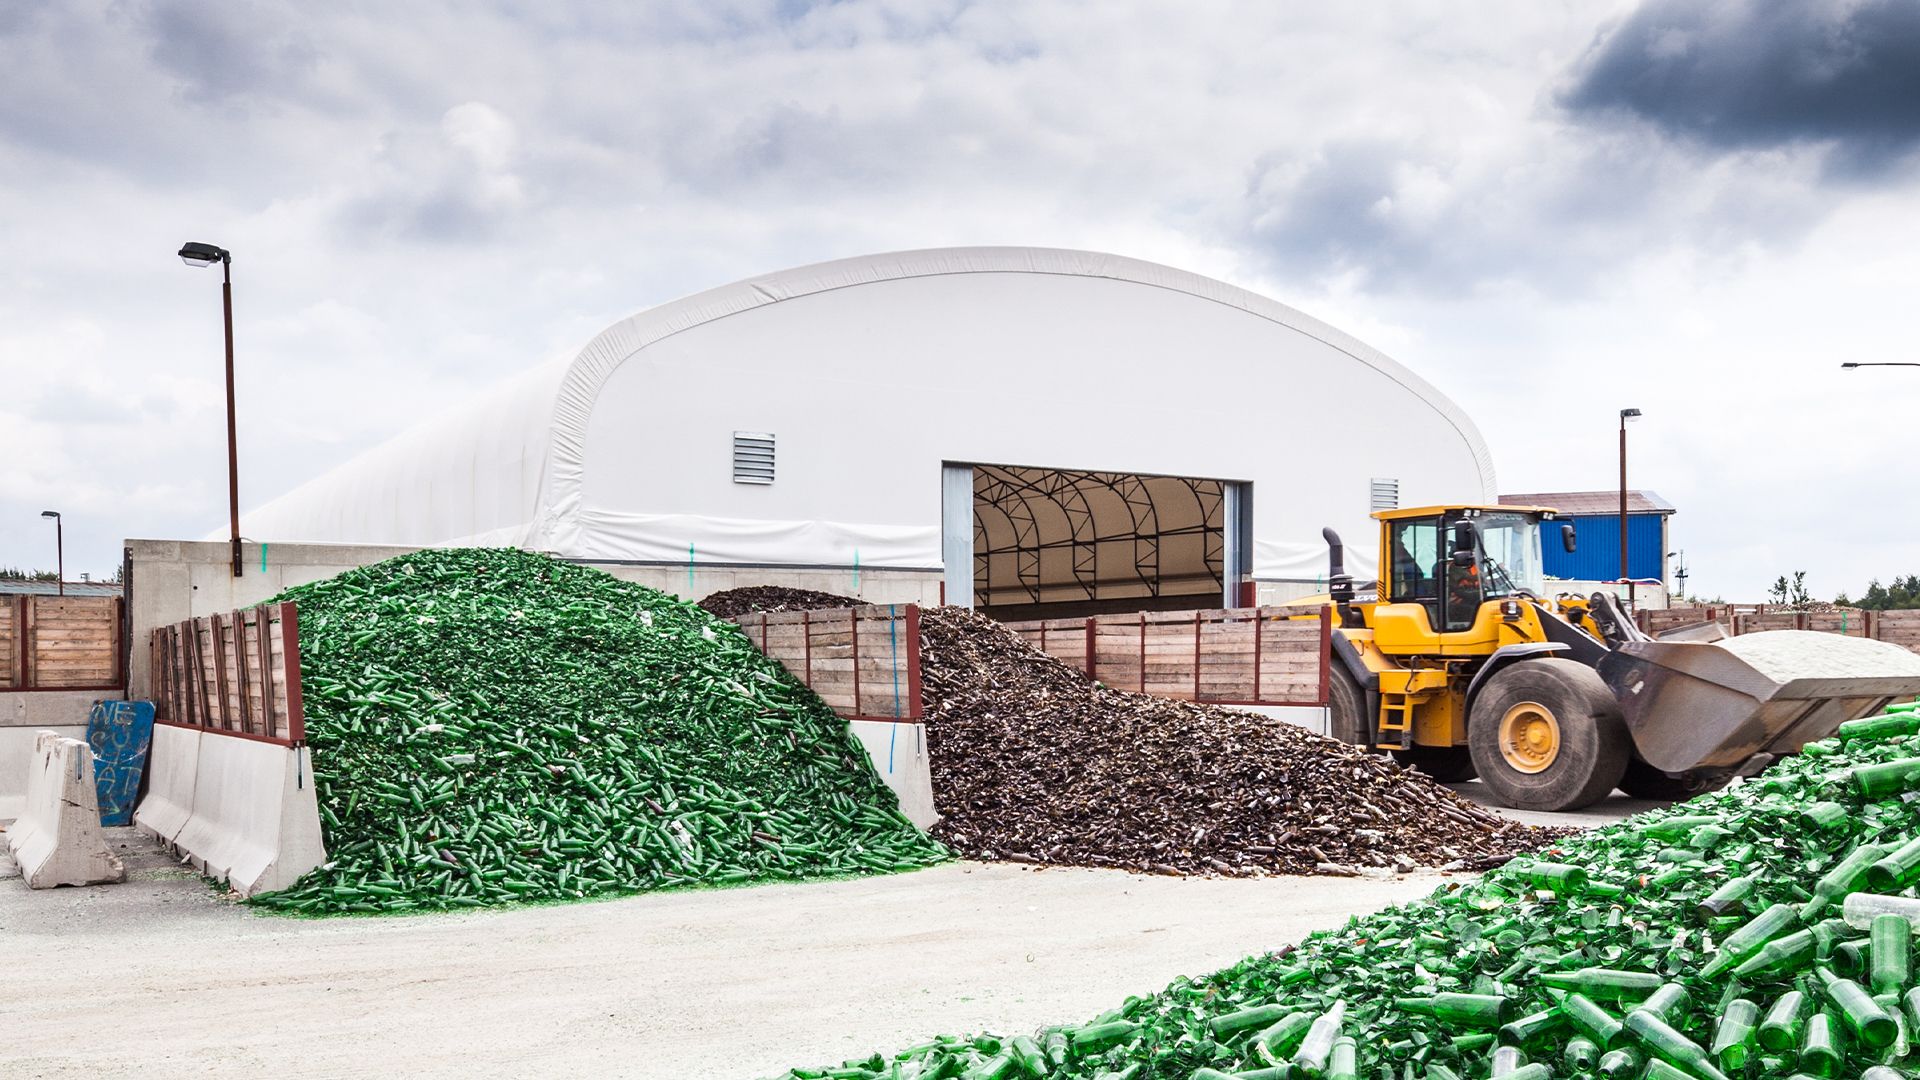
top-left (140, 0), bottom-right (320, 104)
top-left (1562, 0), bottom-right (1920, 172)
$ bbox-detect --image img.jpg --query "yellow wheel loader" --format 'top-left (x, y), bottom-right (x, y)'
top-left (1315, 505), bottom-right (1920, 811)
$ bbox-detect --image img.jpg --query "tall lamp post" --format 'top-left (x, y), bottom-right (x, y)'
top-left (39, 511), bottom-right (62, 596)
top-left (1619, 408), bottom-right (1642, 610)
top-left (178, 241), bottom-right (243, 578)
top-left (1841, 362), bottom-right (1920, 370)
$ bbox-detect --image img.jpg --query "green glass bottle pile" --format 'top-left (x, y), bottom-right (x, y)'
top-left (777, 699), bottom-right (1920, 1080)
top-left (243, 549), bottom-right (947, 915)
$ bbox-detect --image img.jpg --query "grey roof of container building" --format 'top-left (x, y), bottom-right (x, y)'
top-left (1498, 490), bottom-right (1676, 516)
top-left (0, 580), bottom-right (125, 597)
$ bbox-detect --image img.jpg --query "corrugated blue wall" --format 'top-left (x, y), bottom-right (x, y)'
top-left (1544, 514), bottom-right (1666, 581)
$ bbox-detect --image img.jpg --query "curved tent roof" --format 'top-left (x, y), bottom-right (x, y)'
top-left (242, 247), bottom-right (1497, 581)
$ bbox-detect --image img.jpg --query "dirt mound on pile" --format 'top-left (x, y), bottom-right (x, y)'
top-left (699, 585), bottom-right (868, 619)
top-left (919, 606), bottom-right (1567, 876)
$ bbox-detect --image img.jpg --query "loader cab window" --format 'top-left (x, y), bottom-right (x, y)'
top-left (1470, 512), bottom-right (1546, 599)
top-left (1388, 517), bottom-right (1443, 631)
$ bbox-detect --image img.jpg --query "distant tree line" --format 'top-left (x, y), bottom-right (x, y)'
top-left (1836, 575), bottom-right (1920, 611)
top-left (0, 567), bottom-right (57, 581)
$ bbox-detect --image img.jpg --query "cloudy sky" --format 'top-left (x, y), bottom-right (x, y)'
top-left (2, 0), bottom-right (1917, 599)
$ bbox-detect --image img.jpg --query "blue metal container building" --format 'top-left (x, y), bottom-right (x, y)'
top-left (1498, 490), bottom-right (1676, 586)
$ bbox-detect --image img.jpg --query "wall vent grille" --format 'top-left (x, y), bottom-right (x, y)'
top-left (733, 432), bottom-right (775, 484)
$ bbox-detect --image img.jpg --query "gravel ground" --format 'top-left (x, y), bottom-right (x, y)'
top-left (3, 827), bottom-right (1446, 1080)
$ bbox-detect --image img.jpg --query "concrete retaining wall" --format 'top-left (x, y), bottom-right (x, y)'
top-left (134, 724), bottom-right (326, 897)
top-left (847, 720), bottom-right (937, 829)
top-left (6, 730), bottom-right (124, 887)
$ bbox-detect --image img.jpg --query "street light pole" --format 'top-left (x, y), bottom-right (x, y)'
top-left (1841, 362), bottom-right (1920, 369)
top-left (179, 242), bottom-right (243, 578)
top-left (1619, 408), bottom-right (1641, 611)
top-left (39, 511), bottom-right (62, 596)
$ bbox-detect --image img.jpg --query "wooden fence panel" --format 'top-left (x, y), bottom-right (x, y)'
top-left (731, 605), bottom-right (922, 723)
top-left (1002, 605), bottom-right (1329, 707)
top-left (0, 594), bottom-right (123, 691)
top-left (148, 601), bottom-right (305, 744)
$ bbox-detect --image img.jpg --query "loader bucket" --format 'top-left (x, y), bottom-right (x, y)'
top-left (1598, 631), bottom-right (1920, 774)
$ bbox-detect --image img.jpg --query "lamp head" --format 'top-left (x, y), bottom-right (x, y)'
top-left (178, 241), bottom-right (229, 268)
top-left (1841, 362), bottom-right (1860, 369)
top-left (1620, 407), bottom-right (1642, 422)
top-left (40, 510), bottom-right (58, 519)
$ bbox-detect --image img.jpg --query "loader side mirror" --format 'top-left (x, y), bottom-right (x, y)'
top-left (1450, 520), bottom-right (1477, 564)
top-left (1561, 523), bottom-right (1577, 554)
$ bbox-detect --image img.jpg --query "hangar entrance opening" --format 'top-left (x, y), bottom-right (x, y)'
top-left (942, 463), bottom-right (1252, 621)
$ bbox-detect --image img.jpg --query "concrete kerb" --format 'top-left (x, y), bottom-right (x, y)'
top-left (6, 730), bottom-right (125, 888)
top-left (134, 726), bottom-right (326, 898)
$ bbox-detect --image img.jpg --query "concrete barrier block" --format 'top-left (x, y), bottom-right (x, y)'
top-left (6, 730), bottom-right (125, 888)
top-left (162, 736), bottom-right (325, 897)
top-left (133, 723), bottom-right (201, 844)
top-left (0, 723), bottom-right (86, 823)
top-left (847, 720), bottom-right (938, 830)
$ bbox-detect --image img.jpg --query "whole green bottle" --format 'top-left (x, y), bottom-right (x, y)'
top-left (1833, 939), bottom-right (1869, 978)
top-left (1514, 862), bottom-right (1589, 893)
top-left (1874, 913), bottom-right (1913, 996)
top-left (1869, 837), bottom-right (1920, 893)
top-left (1564, 1036), bottom-right (1600, 1073)
top-left (1816, 966), bottom-right (1899, 1049)
top-left (1705, 904), bottom-right (1802, 977)
top-left (1497, 1008), bottom-right (1566, 1049)
top-left (1213, 1004), bottom-right (1295, 1039)
top-left (1293, 1001), bottom-right (1346, 1074)
top-left (1698, 875), bottom-right (1758, 920)
top-left (1394, 994), bottom-right (1515, 1029)
top-left (1801, 845), bottom-right (1891, 919)
top-left (1595, 1046), bottom-right (1641, 1080)
top-left (1844, 893), bottom-right (1920, 929)
top-left (1710, 998), bottom-right (1760, 1071)
top-left (1633, 984), bottom-right (1692, 1025)
top-left (1798, 1012), bottom-right (1843, 1079)
top-left (1637, 815), bottom-right (1719, 839)
top-left (1800, 802), bottom-right (1850, 830)
top-left (1559, 992), bottom-right (1630, 1051)
top-left (1327, 1036), bottom-right (1358, 1080)
top-left (1489, 1046), bottom-right (1526, 1077)
top-left (1252, 1012), bottom-right (1315, 1063)
top-left (1734, 928), bottom-right (1819, 980)
top-left (1624, 1008), bottom-right (1732, 1080)
top-left (1759, 990), bottom-right (1808, 1052)
top-left (1851, 758), bottom-right (1920, 799)
top-left (1837, 713), bottom-right (1920, 742)
top-left (1536, 968), bottom-right (1662, 1002)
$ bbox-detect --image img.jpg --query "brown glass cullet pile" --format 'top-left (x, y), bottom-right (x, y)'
top-left (918, 606), bottom-right (1573, 877)
top-left (698, 586), bottom-right (866, 619)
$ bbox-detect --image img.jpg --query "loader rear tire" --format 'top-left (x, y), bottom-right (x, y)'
top-left (1327, 665), bottom-right (1369, 747)
top-left (1468, 659), bottom-right (1629, 812)
top-left (1617, 757), bottom-right (1730, 803)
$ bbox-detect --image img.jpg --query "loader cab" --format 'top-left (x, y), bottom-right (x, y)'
top-left (1376, 506), bottom-right (1553, 636)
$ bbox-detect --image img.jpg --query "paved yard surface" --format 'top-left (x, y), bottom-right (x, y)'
top-left (0, 783), bottom-right (1642, 1080)
top-left (2, 828), bottom-right (1453, 1080)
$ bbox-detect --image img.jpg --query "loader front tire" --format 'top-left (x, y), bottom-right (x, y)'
top-left (1468, 659), bottom-right (1629, 812)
